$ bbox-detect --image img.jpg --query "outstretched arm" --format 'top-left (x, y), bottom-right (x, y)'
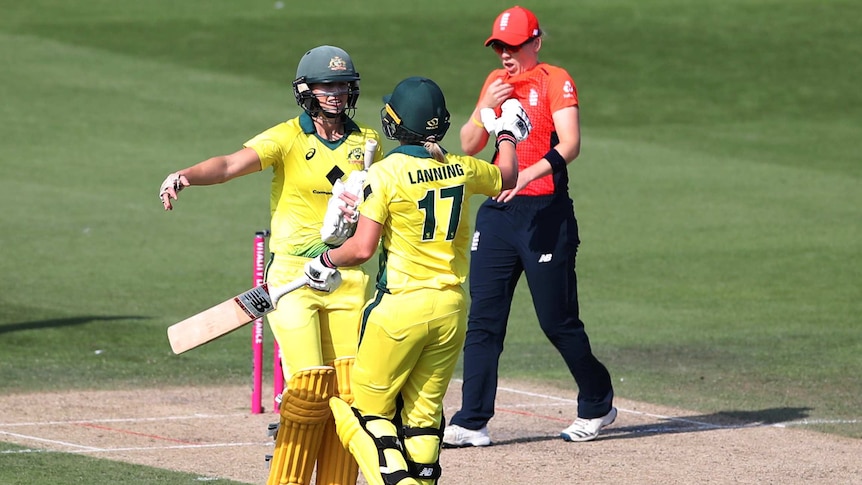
top-left (159, 147), bottom-right (262, 210)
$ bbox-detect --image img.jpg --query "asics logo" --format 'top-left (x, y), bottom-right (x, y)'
top-left (306, 148), bottom-right (316, 160)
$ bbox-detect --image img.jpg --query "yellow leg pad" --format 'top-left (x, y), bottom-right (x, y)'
top-left (329, 397), bottom-right (419, 485)
top-left (316, 358), bottom-right (359, 485)
top-left (267, 366), bottom-right (335, 485)
top-left (331, 356), bottom-right (355, 404)
top-left (404, 434), bottom-right (441, 485)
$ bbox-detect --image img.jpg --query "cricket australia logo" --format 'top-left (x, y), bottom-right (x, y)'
top-left (348, 146), bottom-right (364, 165)
top-left (329, 56), bottom-right (348, 71)
top-left (235, 284), bottom-right (274, 318)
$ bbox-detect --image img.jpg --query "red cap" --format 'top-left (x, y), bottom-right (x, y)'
top-left (484, 6), bottom-right (541, 47)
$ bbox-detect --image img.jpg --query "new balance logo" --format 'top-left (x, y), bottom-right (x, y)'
top-left (471, 231), bottom-right (480, 251)
top-left (236, 285), bottom-right (274, 318)
top-left (538, 253), bottom-right (553, 263)
top-left (418, 467), bottom-right (434, 477)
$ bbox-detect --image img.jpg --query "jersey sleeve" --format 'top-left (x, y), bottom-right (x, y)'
top-left (244, 121), bottom-right (301, 170)
top-left (459, 154), bottom-right (502, 197)
top-left (547, 66), bottom-right (579, 113)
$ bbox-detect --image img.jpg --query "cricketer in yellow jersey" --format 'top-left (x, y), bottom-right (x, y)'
top-left (303, 77), bottom-right (530, 485)
top-left (159, 45), bottom-right (383, 485)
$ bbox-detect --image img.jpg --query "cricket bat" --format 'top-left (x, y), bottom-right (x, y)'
top-left (364, 138), bottom-right (377, 169)
top-left (167, 276), bottom-right (307, 354)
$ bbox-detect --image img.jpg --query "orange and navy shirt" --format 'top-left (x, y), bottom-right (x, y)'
top-left (478, 63), bottom-right (578, 196)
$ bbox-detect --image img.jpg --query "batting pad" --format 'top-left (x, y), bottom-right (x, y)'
top-left (316, 357), bottom-right (359, 485)
top-left (329, 397), bottom-right (419, 485)
top-left (403, 432), bottom-right (442, 485)
top-left (267, 366), bottom-right (335, 485)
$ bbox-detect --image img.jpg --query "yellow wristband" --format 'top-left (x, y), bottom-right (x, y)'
top-left (470, 116), bottom-right (484, 128)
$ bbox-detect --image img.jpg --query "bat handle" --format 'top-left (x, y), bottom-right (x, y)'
top-left (271, 276), bottom-right (309, 305)
top-left (363, 138), bottom-right (378, 170)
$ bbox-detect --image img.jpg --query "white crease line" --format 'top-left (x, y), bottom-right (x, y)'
top-left (453, 379), bottom-right (860, 431)
top-left (0, 413), bottom-right (248, 427)
top-left (490, 383), bottom-right (737, 429)
top-left (0, 441), bottom-right (271, 455)
top-left (0, 430), bottom-right (104, 451)
top-left (775, 419), bottom-right (859, 427)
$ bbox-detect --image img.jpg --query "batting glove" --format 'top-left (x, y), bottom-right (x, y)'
top-left (159, 172), bottom-right (188, 209)
top-left (497, 99), bottom-right (532, 142)
top-left (479, 107), bottom-right (502, 136)
top-left (304, 251), bottom-right (342, 293)
top-left (321, 170), bottom-right (366, 246)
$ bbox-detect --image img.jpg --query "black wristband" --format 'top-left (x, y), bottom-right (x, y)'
top-left (320, 250), bottom-right (337, 269)
top-left (495, 131), bottom-right (517, 150)
top-left (543, 147), bottom-right (567, 174)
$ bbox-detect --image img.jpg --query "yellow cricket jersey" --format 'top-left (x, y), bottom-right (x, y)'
top-left (244, 113), bottom-right (382, 257)
top-left (359, 145), bottom-right (503, 292)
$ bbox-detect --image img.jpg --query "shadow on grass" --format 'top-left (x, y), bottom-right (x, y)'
top-left (0, 316), bottom-right (150, 334)
top-left (490, 407), bottom-right (814, 446)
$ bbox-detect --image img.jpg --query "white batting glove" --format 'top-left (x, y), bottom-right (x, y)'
top-left (159, 172), bottom-right (188, 210)
top-left (497, 99), bottom-right (532, 142)
top-left (304, 252), bottom-right (342, 292)
top-left (479, 108), bottom-right (502, 136)
top-left (321, 170), bottom-right (367, 246)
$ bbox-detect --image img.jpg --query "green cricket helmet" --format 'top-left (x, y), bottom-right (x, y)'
top-left (381, 77), bottom-right (450, 143)
top-left (292, 45), bottom-right (361, 118)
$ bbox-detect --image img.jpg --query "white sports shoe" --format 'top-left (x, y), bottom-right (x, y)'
top-left (442, 424), bottom-right (492, 448)
top-left (560, 407), bottom-right (617, 442)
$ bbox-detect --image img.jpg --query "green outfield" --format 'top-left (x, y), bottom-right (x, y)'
top-left (1, 0), bottom-right (860, 482)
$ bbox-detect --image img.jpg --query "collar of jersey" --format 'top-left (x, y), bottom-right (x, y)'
top-left (299, 112), bottom-right (361, 135)
top-left (386, 144), bottom-right (447, 159)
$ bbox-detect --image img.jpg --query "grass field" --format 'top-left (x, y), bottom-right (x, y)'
top-left (1, 0), bottom-right (860, 482)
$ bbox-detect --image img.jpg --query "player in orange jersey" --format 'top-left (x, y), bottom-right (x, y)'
top-left (443, 5), bottom-right (617, 448)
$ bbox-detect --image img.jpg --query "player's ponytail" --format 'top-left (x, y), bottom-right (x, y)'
top-left (423, 140), bottom-right (446, 163)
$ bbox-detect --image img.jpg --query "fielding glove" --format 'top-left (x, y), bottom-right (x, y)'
top-left (304, 252), bottom-right (342, 292)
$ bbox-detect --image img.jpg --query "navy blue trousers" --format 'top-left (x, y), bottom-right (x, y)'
top-left (451, 195), bottom-right (614, 430)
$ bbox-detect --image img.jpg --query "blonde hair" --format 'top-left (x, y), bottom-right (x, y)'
top-left (423, 140), bottom-right (446, 163)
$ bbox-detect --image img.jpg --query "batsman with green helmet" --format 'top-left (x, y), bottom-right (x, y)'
top-left (158, 45), bottom-right (383, 485)
top-left (302, 76), bottom-right (531, 485)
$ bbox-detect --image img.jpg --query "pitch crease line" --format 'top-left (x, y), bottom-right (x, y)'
top-left (0, 430), bottom-right (104, 451)
top-left (453, 380), bottom-right (735, 430)
top-left (0, 412), bottom-right (247, 427)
